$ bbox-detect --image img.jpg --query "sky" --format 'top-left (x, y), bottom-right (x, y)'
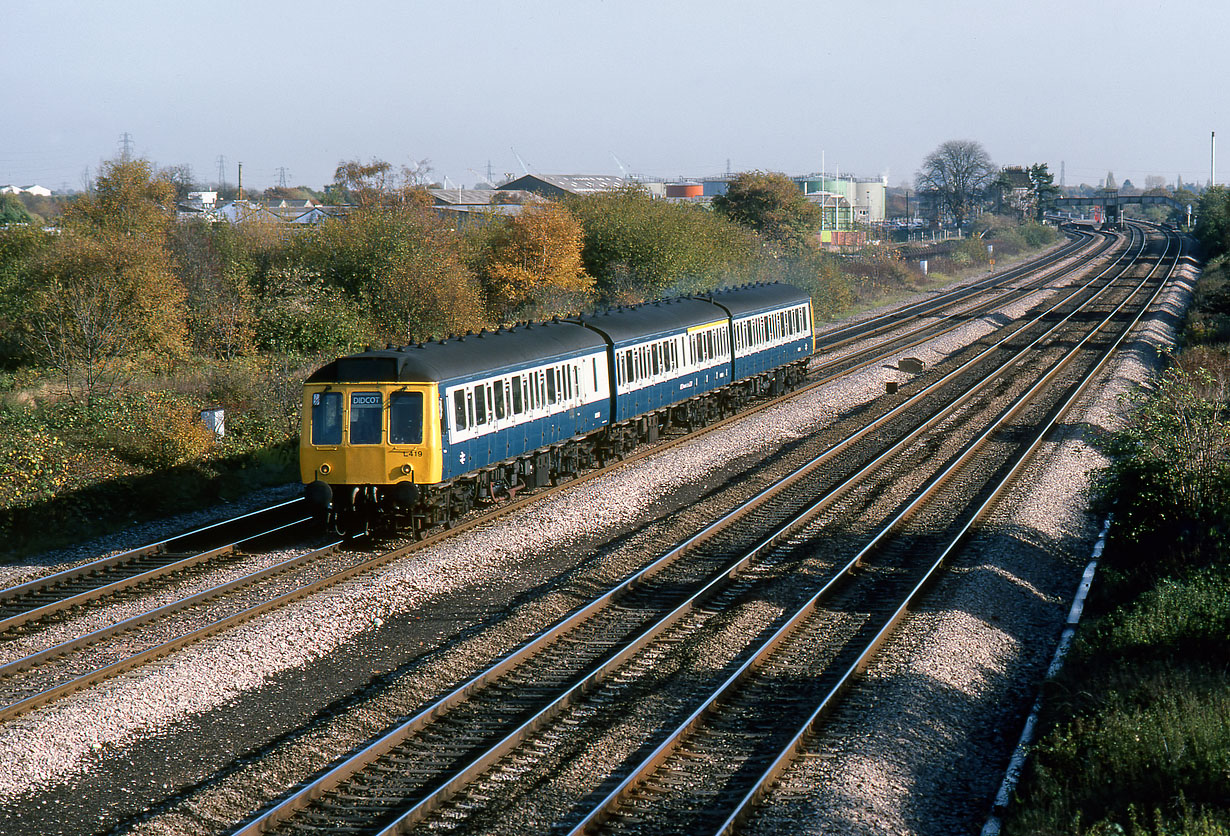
top-left (3, 0), bottom-right (1226, 193)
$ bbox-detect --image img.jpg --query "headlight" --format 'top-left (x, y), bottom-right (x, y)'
top-left (400, 463), bottom-right (412, 475)
top-left (319, 462), bottom-right (331, 475)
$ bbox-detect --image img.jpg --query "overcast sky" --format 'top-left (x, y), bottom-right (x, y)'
top-left (3, 0), bottom-right (1225, 192)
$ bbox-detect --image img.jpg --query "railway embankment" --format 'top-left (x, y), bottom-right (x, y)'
top-left (1002, 248), bottom-right (1230, 834)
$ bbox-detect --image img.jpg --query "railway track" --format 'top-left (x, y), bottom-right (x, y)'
top-left (223, 223), bottom-right (1178, 835)
top-left (0, 498), bottom-right (310, 633)
top-left (0, 232), bottom-right (1116, 726)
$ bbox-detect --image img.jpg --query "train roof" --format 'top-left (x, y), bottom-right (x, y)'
top-left (699, 282), bottom-right (812, 318)
top-left (305, 319), bottom-right (606, 385)
top-left (571, 296), bottom-right (726, 345)
top-left (304, 283), bottom-right (812, 386)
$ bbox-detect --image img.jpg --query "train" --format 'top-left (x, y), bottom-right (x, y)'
top-left (300, 282), bottom-right (814, 535)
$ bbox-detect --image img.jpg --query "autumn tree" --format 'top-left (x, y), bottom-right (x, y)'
top-left (297, 200), bottom-right (486, 342)
top-left (915, 140), bottom-right (997, 227)
top-left (568, 185), bottom-right (761, 304)
top-left (327, 157), bottom-right (434, 208)
top-left (24, 233), bottom-right (183, 403)
top-left (477, 202), bottom-right (594, 321)
top-left (23, 158), bottom-right (188, 401)
top-left (711, 171), bottom-right (820, 254)
top-left (168, 218), bottom-right (262, 359)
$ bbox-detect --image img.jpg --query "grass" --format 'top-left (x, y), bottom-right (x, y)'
top-left (1008, 564), bottom-right (1230, 834)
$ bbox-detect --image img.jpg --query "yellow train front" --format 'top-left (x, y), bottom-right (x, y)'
top-left (300, 320), bottom-right (613, 535)
top-left (301, 382), bottom-right (442, 533)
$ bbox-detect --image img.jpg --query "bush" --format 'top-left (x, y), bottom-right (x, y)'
top-left (1092, 364), bottom-right (1230, 585)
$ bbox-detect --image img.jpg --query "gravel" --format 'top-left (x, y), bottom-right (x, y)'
top-left (742, 248), bottom-right (1197, 835)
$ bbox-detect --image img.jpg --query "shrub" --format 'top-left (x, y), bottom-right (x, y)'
top-left (1093, 364), bottom-right (1230, 583)
top-left (98, 391), bottom-right (215, 469)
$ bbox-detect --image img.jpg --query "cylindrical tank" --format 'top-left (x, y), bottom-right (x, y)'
top-left (666, 182), bottom-right (703, 198)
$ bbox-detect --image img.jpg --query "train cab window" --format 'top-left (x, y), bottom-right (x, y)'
top-left (311, 391), bottom-right (343, 445)
top-left (349, 392), bottom-right (382, 445)
top-left (390, 392), bottom-right (424, 444)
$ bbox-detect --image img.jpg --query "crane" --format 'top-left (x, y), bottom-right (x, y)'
top-left (511, 148), bottom-right (532, 177)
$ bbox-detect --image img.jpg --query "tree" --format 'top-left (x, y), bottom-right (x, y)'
top-left (568, 185), bottom-right (761, 304)
top-left (327, 157), bottom-right (434, 208)
top-left (62, 157), bottom-right (176, 237)
top-left (160, 163), bottom-right (199, 202)
top-left (297, 200), bottom-right (486, 342)
top-left (21, 158), bottom-right (188, 400)
top-left (711, 171), bottom-right (820, 253)
top-left (915, 140), bottom-right (997, 227)
top-left (1028, 163), bottom-right (1060, 222)
top-left (478, 202), bottom-right (595, 321)
top-left (0, 194), bottom-right (32, 226)
top-left (168, 219), bottom-right (259, 360)
top-left (1195, 186), bottom-right (1230, 258)
top-left (24, 233), bottom-right (183, 404)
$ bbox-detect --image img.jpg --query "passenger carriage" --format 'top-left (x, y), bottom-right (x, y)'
top-left (300, 283), bottom-right (814, 535)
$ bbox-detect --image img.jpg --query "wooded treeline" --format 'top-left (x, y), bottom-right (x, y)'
top-left (0, 159), bottom-right (860, 405)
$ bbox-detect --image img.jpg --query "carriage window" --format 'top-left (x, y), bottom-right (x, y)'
top-left (349, 391), bottom-right (382, 445)
top-left (593, 357), bottom-right (600, 390)
top-left (453, 390), bottom-right (466, 430)
top-left (473, 386), bottom-right (486, 425)
top-left (511, 376), bottom-right (524, 414)
top-left (390, 392), bottom-right (423, 445)
top-left (494, 380), bottom-right (506, 419)
top-left (311, 391), bottom-right (343, 445)
top-left (624, 350), bottom-right (634, 384)
top-left (546, 367), bottom-right (558, 403)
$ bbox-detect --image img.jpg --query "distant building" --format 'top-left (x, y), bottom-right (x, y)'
top-left (497, 174), bottom-right (628, 199)
top-left (0, 184), bottom-right (52, 197)
top-left (428, 188), bottom-right (537, 207)
top-left (186, 191), bottom-right (218, 209)
top-left (795, 175), bottom-right (886, 225)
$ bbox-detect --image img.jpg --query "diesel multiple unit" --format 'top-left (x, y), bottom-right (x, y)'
top-left (301, 282), bottom-right (814, 534)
